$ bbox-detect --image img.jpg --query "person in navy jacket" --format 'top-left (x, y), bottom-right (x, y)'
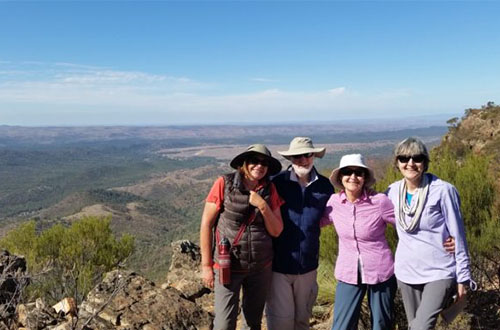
top-left (267, 137), bottom-right (334, 330)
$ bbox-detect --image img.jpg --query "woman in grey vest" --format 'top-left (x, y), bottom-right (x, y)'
top-left (200, 144), bottom-right (284, 330)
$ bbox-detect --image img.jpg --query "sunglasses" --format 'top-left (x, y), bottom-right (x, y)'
top-left (291, 153), bottom-right (314, 160)
top-left (339, 167), bottom-right (366, 177)
top-left (248, 157), bottom-right (269, 166)
top-left (397, 154), bottom-right (426, 164)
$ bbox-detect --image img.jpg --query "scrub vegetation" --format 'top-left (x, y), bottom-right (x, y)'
top-left (0, 216), bottom-right (134, 305)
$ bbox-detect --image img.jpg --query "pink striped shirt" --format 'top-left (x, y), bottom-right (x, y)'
top-left (321, 189), bottom-right (396, 285)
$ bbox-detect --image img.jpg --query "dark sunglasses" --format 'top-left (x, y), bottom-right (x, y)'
top-left (339, 167), bottom-right (366, 177)
top-left (397, 154), bottom-right (426, 164)
top-left (248, 157), bottom-right (269, 166)
top-left (291, 153), bottom-right (314, 160)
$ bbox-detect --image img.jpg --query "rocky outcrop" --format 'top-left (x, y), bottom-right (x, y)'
top-left (77, 270), bottom-right (212, 329)
top-left (15, 270), bottom-right (213, 330)
top-left (442, 103), bottom-right (500, 156)
top-left (16, 298), bottom-right (69, 330)
top-left (5, 241), bottom-right (215, 330)
top-left (71, 240), bottom-right (215, 329)
top-left (164, 240), bottom-right (213, 314)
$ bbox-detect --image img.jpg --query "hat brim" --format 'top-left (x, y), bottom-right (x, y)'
top-left (278, 147), bottom-right (326, 160)
top-left (329, 165), bottom-right (376, 190)
top-left (230, 151), bottom-right (282, 176)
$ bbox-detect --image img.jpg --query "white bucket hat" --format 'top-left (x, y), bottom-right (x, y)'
top-left (329, 154), bottom-right (376, 190)
top-left (278, 137), bottom-right (326, 160)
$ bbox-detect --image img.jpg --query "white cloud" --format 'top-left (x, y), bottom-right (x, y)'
top-left (250, 77), bottom-right (279, 82)
top-left (54, 62), bottom-right (104, 70)
top-left (58, 70), bottom-right (167, 84)
top-left (0, 60), bottom-right (464, 125)
top-left (328, 87), bottom-right (346, 96)
top-left (0, 61), bottom-right (209, 106)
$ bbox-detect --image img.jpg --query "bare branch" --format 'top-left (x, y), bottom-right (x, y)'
top-left (80, 273), bottom-right (131, 329)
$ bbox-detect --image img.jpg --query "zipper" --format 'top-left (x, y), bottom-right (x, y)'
top-left (298, 184), bottom-right (305, 274)
top-left (247, 215), bottom-right (252, 267)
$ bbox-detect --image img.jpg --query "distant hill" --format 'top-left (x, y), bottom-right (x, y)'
top-left (0, 123), bottom-right (447, 146)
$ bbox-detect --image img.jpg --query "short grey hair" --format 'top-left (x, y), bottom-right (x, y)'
top-left (393, 137), bottom-right (430, 171)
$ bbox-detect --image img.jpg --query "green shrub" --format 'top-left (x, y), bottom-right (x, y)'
top-left (430, 148), bottom-right (497, 258)
top-left (0, 216), bottom-right (134, 304)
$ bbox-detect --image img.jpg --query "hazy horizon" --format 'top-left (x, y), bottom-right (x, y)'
top-left (0, 112), bottom-right (456, 128)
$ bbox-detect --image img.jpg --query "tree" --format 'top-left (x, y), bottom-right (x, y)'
top-left (446, 117), bottom-right (459, 128)
top-left (483, 101), bottom-right (496, 109)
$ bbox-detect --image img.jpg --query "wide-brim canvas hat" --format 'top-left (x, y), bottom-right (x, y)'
top-left (278, 137), bottom-right (326, 160)
top-left (230, 144), bottom-right (282, 176)
top-left (329, 153), bottom-right (376, 190)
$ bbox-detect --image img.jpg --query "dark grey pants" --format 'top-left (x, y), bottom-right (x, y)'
top-left (214, 266), bottom-right (272, 330)
top-left (397, 278), bottom-right (456, 330)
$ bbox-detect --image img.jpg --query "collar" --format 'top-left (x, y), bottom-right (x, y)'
top-left (288, 165), bottom-right (319, 187)
top-left (339, 188), bottom-right (372, 204)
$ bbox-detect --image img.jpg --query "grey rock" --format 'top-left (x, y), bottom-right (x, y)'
top-left (165, 240), bottom-right (214, 314)
top-left (77, 269), bottom-right (213, 329)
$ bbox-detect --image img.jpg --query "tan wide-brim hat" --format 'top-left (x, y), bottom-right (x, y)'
top-left (230, 144), bottom-right (282, 176)
top-left (329, 153), bottom-right (376, 190)
top-left (278, 137), bottom-right (326, 160)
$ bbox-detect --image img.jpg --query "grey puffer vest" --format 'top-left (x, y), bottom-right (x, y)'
top-left (215, 172), bottom-right (273, 272)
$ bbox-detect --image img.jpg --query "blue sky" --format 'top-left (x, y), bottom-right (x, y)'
top-left (0, 1), bottom-right (499, 126)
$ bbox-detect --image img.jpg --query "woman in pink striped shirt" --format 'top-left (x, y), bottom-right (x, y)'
top-left (322, 154), bottom-right (397, 330)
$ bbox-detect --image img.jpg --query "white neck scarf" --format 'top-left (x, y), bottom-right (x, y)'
top-left (398, 174), bottom-right (430, 233)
